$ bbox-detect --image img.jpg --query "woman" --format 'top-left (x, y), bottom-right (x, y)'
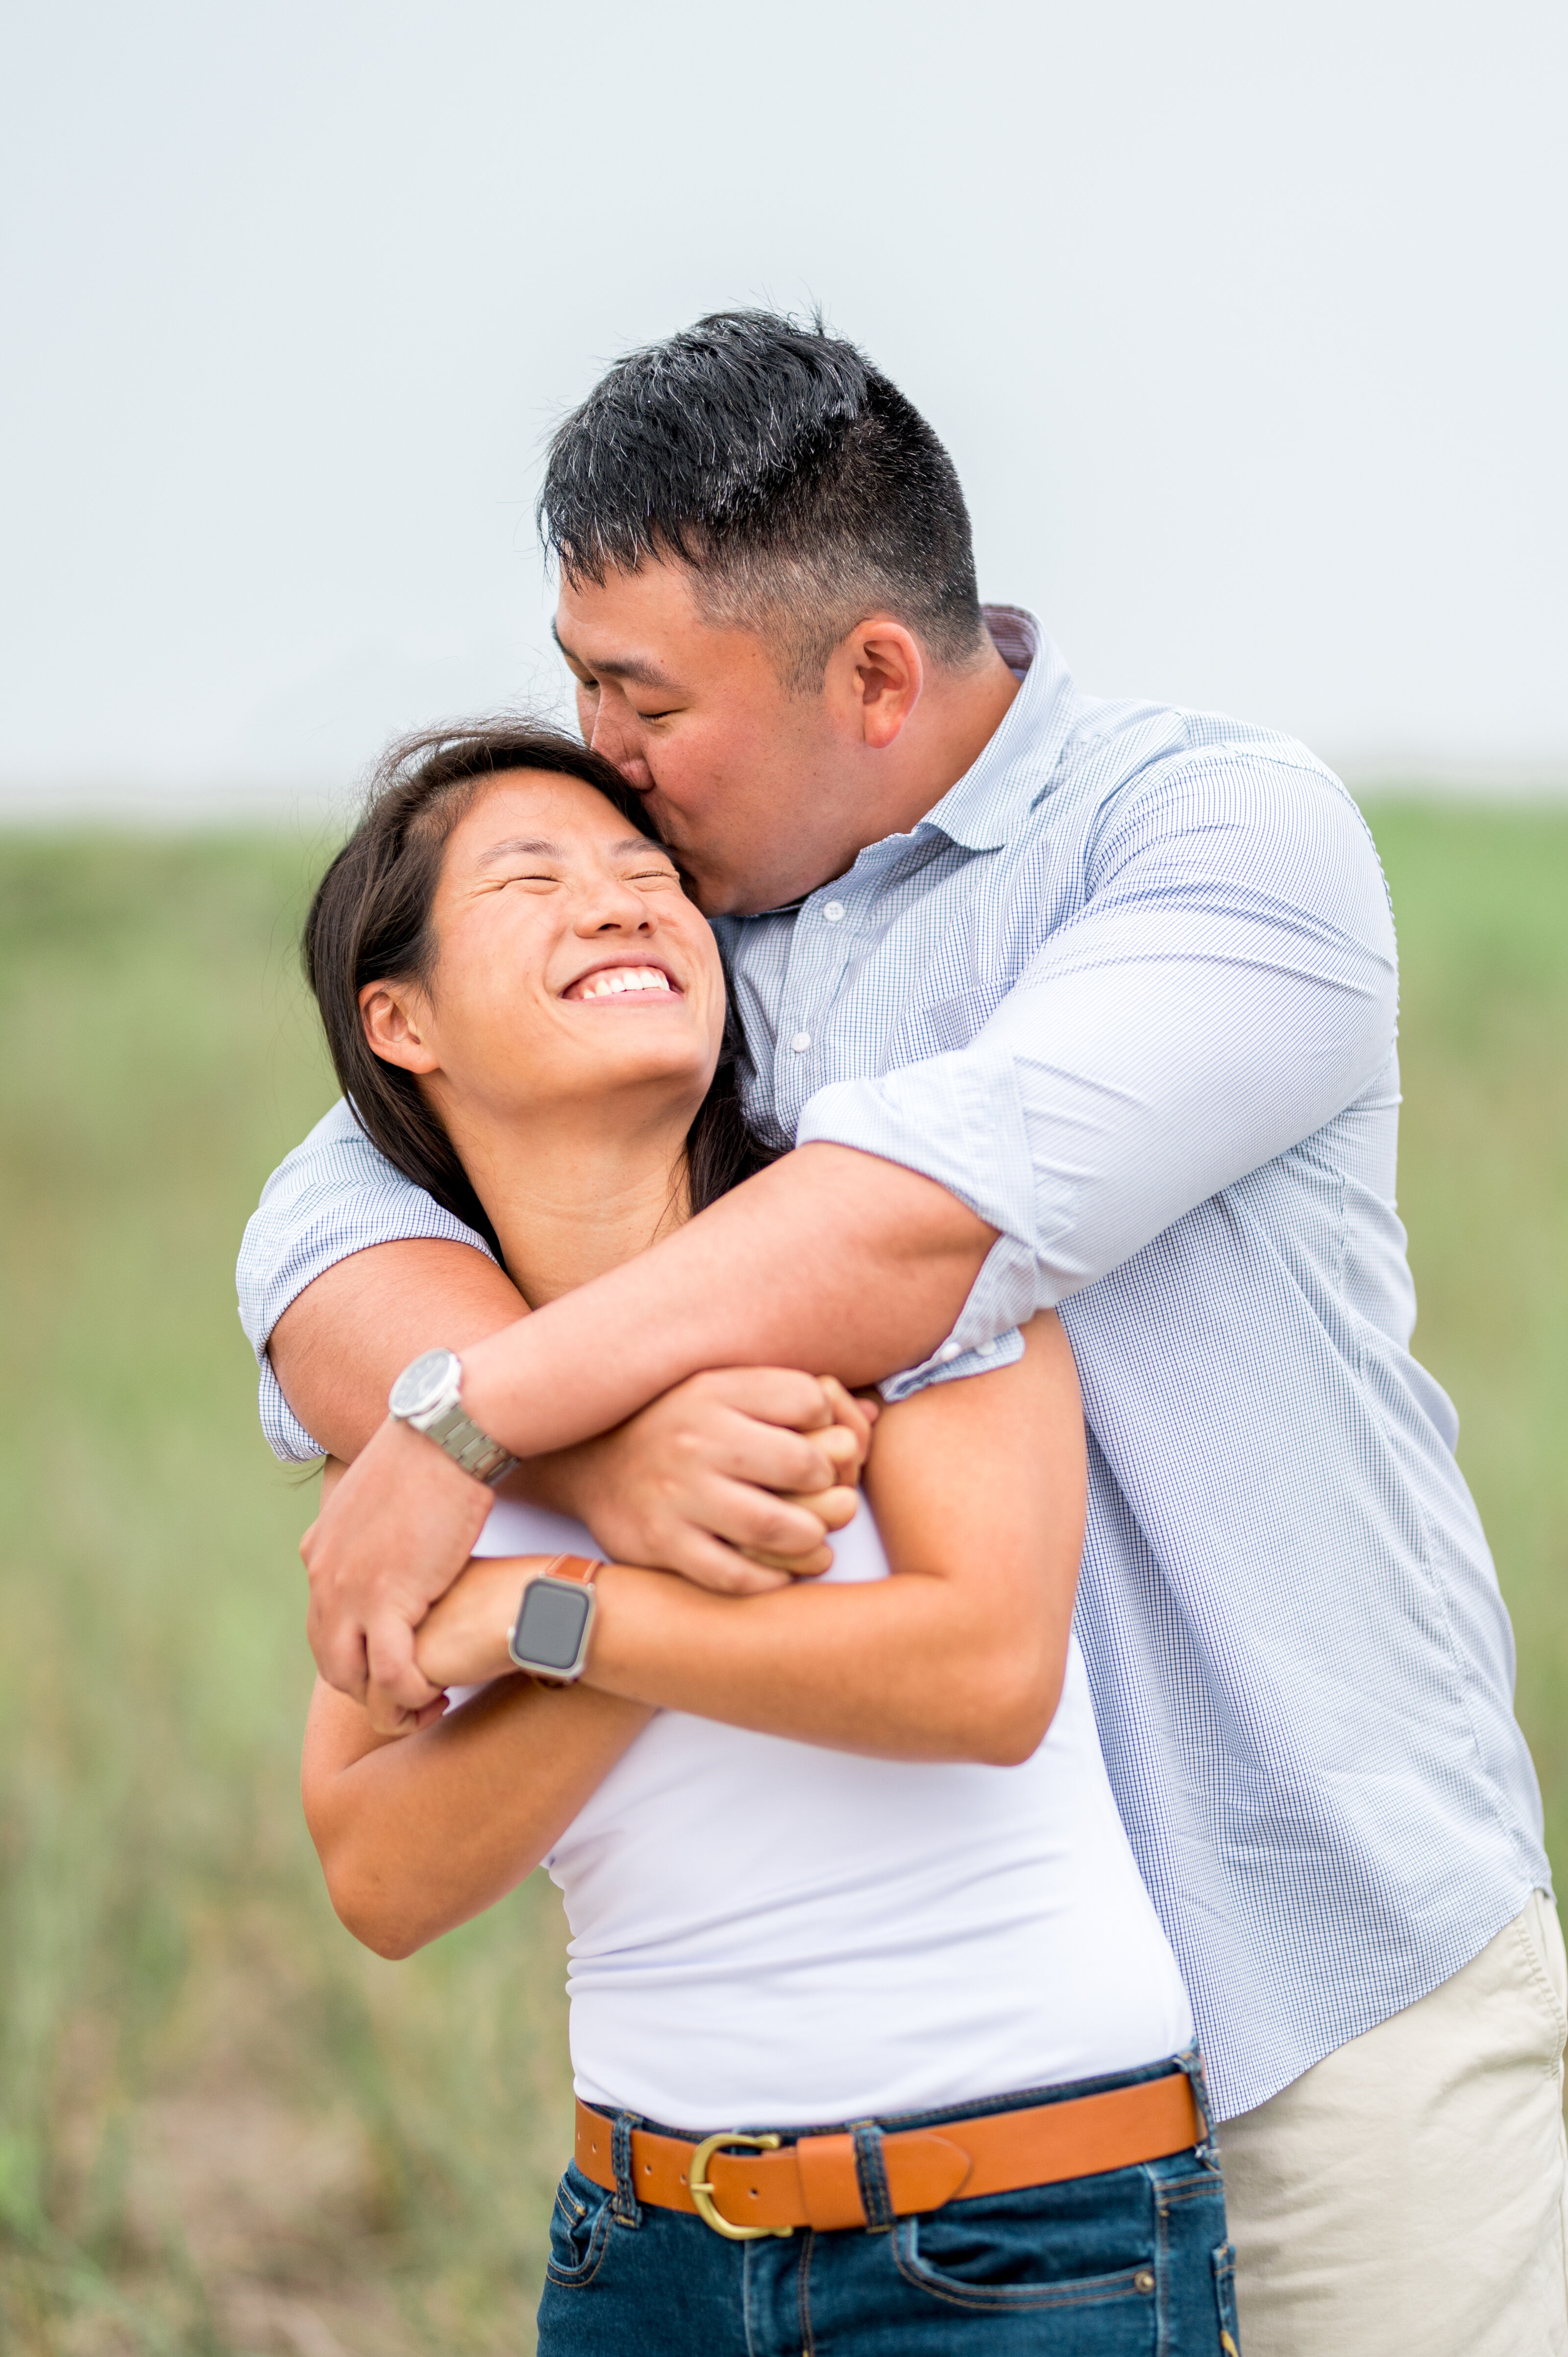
top-left (299, 723), bottom-right (1238, 2355)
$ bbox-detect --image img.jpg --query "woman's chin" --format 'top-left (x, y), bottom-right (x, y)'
top-left (566, 1032), bottom-right (717, 1104)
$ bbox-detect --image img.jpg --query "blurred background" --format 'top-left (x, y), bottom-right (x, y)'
top-left (2, 2), bottom-right (1564, 2350)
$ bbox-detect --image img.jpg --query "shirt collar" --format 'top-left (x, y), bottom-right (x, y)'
top-left (915, 607), bottom-right (1078, 854)
top-left (725, 607), bottom-right (1078, 921)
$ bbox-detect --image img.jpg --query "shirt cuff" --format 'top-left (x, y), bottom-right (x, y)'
top-left (878, 1310), bottom-right (1026, 1403)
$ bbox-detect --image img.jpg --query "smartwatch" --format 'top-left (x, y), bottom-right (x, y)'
top-left (387, 1347), bottom-right (518, 1486)
top-left (508, 1555), bottom-right (603, 1685)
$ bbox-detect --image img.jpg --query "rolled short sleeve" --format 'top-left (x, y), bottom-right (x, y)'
top-left (236, 1098), bottom-right (496, 1462)
top-left (798, 755), bottom-right (1398, 1382)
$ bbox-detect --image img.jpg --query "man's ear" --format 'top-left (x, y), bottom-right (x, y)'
top-left (827, 618), bottom-right (924, 750)
top-left (359, 981), bottom-right (439, 1074)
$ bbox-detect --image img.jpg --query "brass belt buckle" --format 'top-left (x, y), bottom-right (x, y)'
top-left (687, 2130), bottom-right (792, 2240)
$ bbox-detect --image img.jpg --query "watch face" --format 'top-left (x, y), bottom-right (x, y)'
top-left (511, 1578), bottom-right (593, 1674)
top-left (389, 1347), bottom-right (461, 1422)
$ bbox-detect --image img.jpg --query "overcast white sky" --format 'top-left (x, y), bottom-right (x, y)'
top-left (3, 0), bottom-right (1565, 814)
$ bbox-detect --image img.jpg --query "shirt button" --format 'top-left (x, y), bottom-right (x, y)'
top-left (790, 1031), bottom-right (811, 1053)
top-left (936, 1340), bottom-right (962, 1363)
top-left (823, 901), bottom-right (845, 922)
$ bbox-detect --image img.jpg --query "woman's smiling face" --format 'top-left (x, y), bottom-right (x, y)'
top-left (361, 769), bottom-right (727, 1132)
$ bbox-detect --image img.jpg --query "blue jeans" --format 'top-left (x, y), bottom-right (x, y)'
top-left (538, 2057), bottom-right (1239, 2354)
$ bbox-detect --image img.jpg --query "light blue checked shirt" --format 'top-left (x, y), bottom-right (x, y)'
top-left (237, 606), bottom-right (1548, 2121)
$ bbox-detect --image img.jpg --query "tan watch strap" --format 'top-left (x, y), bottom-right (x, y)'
top-left (539, 1553), bottom-right (601, 1589)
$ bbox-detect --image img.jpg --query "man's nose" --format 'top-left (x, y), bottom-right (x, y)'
top-left (587, 693), bottom-right (655, 791)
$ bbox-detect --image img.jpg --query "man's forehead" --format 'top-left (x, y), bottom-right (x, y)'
top-left (550, 617), bottom-right (681, 691)
top-left (552, 554), bottom-right (755, 679)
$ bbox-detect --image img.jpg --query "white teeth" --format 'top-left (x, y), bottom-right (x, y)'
top-left (575, 966), bottom-right (672, 1000)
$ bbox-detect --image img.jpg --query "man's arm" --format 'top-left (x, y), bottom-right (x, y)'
top-left (271, 1238), bottom-right (526, 1460)
top-left (302, 753), bottom-right (1396, 1711)
top-left (301, 1146), bottom-right (991, 1716)
top-left (306, 1314), bottom-right (1080, 1960)
top-left (275, 1235), bottom-right (874, 1588)
top-left (417, 1312), bottom-right (1082, 1767)
top-left (797, 753), bottom-right (1400, 1373)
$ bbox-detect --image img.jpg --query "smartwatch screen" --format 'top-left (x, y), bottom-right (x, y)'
top-left (512, 1578), bottom-right (593, 1673)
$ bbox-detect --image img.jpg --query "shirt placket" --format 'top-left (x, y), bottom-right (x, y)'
top-left (766, 884), bottom-right (862, 1133)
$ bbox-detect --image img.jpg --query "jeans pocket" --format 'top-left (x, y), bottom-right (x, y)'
top-left (1212, 2242), bottom-right (1241, 2355)
top-left (893, 2189), bottom-right (1159, 2317)
top-left (545, 2165), bottom-right (613, 2288)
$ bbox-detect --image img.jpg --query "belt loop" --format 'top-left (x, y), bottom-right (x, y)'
top-left (1176, 2046), bottom-right (1217, 2164)
top-left (850, 2120), bottom-right (894, 2233)
top-left (610, 2111), bottom-right (644, 2228)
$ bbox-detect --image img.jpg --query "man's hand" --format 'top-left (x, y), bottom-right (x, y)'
top-left (734, 1377), bottom-right (875, 1573)
top-left (413, 1553), bottom-right (539, 1692)
top-left (302, 1370), bottom-right (878, 1726)
top-left (527, 1370), bottom-right (877, 1594)
top-left (301, 1415), bottom-right (493, 1714)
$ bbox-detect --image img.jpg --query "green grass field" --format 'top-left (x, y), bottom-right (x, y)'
top-left (1, 806), bottom-right (1564, 2353)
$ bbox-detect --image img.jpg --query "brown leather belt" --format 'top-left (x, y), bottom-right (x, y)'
top-left (575, 2071), bottom-right (1199, 2240)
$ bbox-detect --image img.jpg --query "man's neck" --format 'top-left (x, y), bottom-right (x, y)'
top-left (888, 636), bottom-right (1022, 834)
top-left (716, 633), bottom-right (1025, 917)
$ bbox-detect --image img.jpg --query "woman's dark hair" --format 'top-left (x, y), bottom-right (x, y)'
top-left (302, 720), bottom-right (774, 1264)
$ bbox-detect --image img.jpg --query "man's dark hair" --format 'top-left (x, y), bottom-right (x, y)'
top-left (538, 311), bottom-right (987, 690)
top-left (302, 720), bottom-right (773, 1260)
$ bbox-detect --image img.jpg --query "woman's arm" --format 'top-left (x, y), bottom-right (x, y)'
top-left (301, 1672), bottom-right (652, 1960)
top-left (418, 1312), bottom-right (1085, 1768)
top-left (307, 1442), bottom-right (651, 1957)
top-left (304, 1314), bottom-right (1078, 1958)
top-left (299, 1384), bottom-right (869, 1955)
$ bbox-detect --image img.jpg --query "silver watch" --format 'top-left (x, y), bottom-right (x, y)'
top-left (387, 1347), bottom-right (518, 1486)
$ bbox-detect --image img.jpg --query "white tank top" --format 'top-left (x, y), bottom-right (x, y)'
top-left (469, 1495), bottom-right (1193, 2129)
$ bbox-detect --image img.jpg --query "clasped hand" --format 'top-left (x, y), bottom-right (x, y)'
top-left (299, 1367), bottom-right (876, 1733)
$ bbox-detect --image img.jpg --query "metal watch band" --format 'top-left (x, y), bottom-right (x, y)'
top-left (388, 1350), bottom-right (519, 1488)
top-left (415, 1397), bottom-right (518, 1487)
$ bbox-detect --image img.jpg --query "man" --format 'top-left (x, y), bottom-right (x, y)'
top-left (239, 312), bottom-right (1565, 2354)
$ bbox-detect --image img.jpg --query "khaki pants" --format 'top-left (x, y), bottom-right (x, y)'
top-left (1217, 1891), bottom-right (1568, 2356)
